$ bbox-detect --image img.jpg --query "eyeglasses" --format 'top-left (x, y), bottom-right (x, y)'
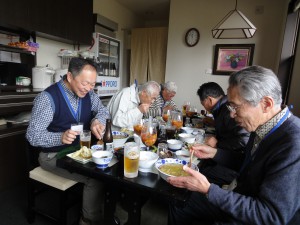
top-left (79, 80), bottom-right (96, 88)
top-left (226, 103), bottom-right (244, 113)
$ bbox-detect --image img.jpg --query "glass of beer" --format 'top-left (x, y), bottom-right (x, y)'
top-left (80, 130), bottom-right (91, 148)
top-left (124, 142), bottom-right (140, 178)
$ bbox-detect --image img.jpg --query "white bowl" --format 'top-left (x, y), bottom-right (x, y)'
top-left (155, 158), bottom-right (199, 181)
top-left (181, 127), bottom-right (194, 134)
top-left (112, 131), bottom-right (129, 148)
top-left (167, 139), bottom-right (183, 151)
top-left (92, 150), bottom-right (113, 169)
top-left (139, 151), bottom-right (159, 172)
top-left (178, 133), bottom-right (195, 144)
top-left (175, 150), bottom-right (191, 162)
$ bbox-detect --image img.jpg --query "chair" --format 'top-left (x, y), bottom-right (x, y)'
top-left (26, 142), bottom-right (83, 225)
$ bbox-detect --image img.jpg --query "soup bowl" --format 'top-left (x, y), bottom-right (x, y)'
top-left (92, 150), bottom-right (113, 169)
top-left (155, 158), bottom-right (199, 181)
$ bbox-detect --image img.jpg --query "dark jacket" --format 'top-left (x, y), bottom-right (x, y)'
top-left (208, 114), bottom-right (300, 225)
top-left (200, 96), bottom-right (250, 185)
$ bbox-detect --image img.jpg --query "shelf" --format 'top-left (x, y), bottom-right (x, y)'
top-left (0, 44), bottom-right (35, 55)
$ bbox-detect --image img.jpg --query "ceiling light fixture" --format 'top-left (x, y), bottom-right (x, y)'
top-left (212, 0), bottom-right (256, 39)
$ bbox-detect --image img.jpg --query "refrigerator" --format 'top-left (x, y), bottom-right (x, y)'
top-left (91, 33), bottom-right (121, 97)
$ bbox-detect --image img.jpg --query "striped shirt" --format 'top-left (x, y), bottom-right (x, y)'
top-left (26, 79), bottom-right (110, 148)
top-left (144, 94), bottom-right (179, 118)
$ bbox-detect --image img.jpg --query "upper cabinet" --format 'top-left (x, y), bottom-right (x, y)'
top-left (0, 0), bottom-right (93, 45)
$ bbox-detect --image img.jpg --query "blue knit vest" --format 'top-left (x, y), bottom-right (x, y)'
top-left (42, 83), bottom-right (92, 152)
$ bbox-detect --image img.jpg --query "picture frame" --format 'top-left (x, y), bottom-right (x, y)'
top-left (212, 44), bottom-right (255, 75)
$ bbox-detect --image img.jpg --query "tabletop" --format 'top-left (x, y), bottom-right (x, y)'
top-left (56, 151), bottom-right (191, 225)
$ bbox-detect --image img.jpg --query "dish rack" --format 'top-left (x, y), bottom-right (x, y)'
top-left (60, 56), bottom-right (73, 69)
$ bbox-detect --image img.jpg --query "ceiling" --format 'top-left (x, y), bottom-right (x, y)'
top-left (114, 0), bottom-right (170, 20)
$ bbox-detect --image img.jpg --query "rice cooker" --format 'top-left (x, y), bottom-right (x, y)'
top-left (32, 66), bottom-right (55, 89)
top-left (54, 69), bottom-right (68, 82)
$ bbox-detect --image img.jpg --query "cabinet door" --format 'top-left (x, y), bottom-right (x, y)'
top-left (66, 0), bottom-right (93, 45)
top-left (0, 0), bottom-right (29, 29)
top-left (29, 0), bottom-right (67, 39)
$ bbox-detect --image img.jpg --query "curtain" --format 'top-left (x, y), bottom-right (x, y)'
top-left (130, 27), bottom-right (168, 85)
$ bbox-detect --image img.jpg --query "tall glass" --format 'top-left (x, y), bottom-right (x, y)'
top-left (186, 105), bottom-right (198, 118)
top-left (124, 142), bottom-right (140, 178)
top-left (171, 111), bottom-right (183, 130)
top-left (133, 119), bottom-right (143, 136)
top-left (80, 130), bottom-right (91, 148)
top-left (182, 101), bottom-right (191, 116)
top-left (162, 108), bottom-right (171, 122)
top-left (141, 124), bottom-right (157, 151)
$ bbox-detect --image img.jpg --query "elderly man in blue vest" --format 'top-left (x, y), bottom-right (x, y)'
top-left (26, 57), bottom-right (110, 225)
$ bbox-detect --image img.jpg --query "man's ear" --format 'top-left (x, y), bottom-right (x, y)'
top-left (66, 72), bottom-right (72, 83)
top-left (261, 96), bottom-right (274, 112)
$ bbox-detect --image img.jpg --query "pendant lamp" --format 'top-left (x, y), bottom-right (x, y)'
top-left (212, 0), bottom-right (256, 39)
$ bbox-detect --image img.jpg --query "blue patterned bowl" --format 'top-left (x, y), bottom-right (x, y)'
top-left (92, 150), bottom-right (113, 169)
top-left (155, 158), bottom-right (199, 181)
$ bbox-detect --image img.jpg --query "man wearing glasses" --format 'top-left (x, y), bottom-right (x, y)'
top-left (26, 57), bottom-right (110, 225)
top-left (168, 66), bottom-right (300, 225)
top-left (197, 82), bottom-right (250, 186)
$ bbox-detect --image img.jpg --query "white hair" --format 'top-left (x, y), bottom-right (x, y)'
top-left (162, 81), bottom-right (177, 93)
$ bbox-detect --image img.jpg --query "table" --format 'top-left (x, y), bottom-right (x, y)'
top-left (56, 151), bottom-right (191, 225)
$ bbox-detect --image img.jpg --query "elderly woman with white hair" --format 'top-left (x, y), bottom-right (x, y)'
top-left (144, 81), bottom-right (179, 118)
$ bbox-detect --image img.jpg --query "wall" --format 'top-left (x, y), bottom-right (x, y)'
top-left (36, 37), bottom-right (73, 69)
top-left (165, 0), bottom-right (289, 111)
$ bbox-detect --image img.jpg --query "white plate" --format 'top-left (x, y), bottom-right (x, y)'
top-left (67, 153), bottom-right (92, 164)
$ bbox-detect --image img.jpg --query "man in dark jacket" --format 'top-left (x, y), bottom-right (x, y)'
top-left (197, 82), bottom-right (250, 185)
top-left (168, 66), bottom-right (300, 225)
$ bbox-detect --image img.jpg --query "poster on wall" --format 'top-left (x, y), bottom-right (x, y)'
top-left (213, 44), bottom-right (255, 75)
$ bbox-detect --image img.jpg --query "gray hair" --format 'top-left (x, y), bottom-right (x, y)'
top-left (138, 81), bottom-right (161, 96)
top-left (162, 81), bottom-right (178, 93)
top-left (229, 65), bottom-right (282, 107)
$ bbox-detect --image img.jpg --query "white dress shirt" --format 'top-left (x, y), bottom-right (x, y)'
top-left (107, 84), bottom-right (143, 130)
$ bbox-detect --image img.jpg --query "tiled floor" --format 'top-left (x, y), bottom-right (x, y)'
top-left (0, 182), bottom-right (168, 225)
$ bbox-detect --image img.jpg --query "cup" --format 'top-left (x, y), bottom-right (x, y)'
top-left (157, 143), bottom-right (168, 156)
top-left (80, 130), bottom-right (91, 148)
top-left (71, 122), bottom-right (83, 135)
top-left (165, 126), bottom-right (176, 139)
top-left (124, 142), bottom-right (140, 178)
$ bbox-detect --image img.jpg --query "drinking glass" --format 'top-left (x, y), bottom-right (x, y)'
top-left (157, 143), bottom-right (168, 156)
top-left (182, 101), bottom-right (191, 115)
top-left (162, 108), bottom-right (171, 122)
top-left (186, 105), bottom-right (198, 118)
top-left (80, 130), bottom-right (91, 148)
top-left (124, 142), bottom-right (140, 178)
top-left (171, 111), bottom-right (183, 130)
top-left (133, 119), bottom-right (144, 136)
top-left (165, 125), bottom-right (176, 139)
top-left (141, 124), bottom-right (157, 151)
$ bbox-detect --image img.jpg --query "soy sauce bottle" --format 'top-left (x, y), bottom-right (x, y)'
top-left (103, 119), bottom-right (114, 151)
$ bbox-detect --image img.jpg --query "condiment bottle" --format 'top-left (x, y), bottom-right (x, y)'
top-left (103, 119), bottom-right (114, 151)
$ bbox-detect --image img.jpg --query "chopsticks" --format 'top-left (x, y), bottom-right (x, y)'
top-left (189, 149), bottom-right (194, 167)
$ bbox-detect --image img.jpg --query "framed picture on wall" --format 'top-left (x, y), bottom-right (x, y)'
top-left (212, 44), bottom-right (255, 75)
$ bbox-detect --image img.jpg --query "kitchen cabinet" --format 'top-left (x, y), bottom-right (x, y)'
top-left (0, 0), bottom-right (93, 45)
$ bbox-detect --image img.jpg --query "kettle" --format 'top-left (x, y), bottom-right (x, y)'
top-left (32, 65), bottom-right (55, 89)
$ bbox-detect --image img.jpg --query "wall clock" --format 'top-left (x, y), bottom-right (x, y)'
top-left (185, 28), bottom-right (200, 47)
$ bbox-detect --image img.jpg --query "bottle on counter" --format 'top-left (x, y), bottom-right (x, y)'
top-left (103, 119), bottom-right (114, 151)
